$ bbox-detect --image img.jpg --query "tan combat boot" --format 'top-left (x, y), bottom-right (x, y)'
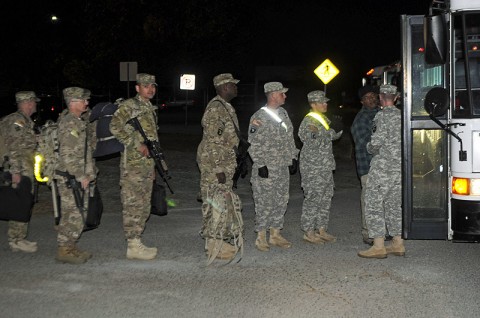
top-left (255, 230), bottom-right (270, 252)
top-left (358, 237), bottom-right (387, 259)
top-left (385, 235), bottom-right (406, 256)
top-left (269, 228), bottom-right (292, 249)
top-left (316, 227), bottom-right (336, 243)
top-left (206, 239), bottom-right (236, 260)
top-left (72, 245), bottom-right (93, 260)
top-left (126, 238), bottom-right (157, 260)
top-left (56, 245), bottom-right (87, 264)
top-left (303, 230), bottom-right (324, 244)
top-left (9, 239), bottom-right (38, 253)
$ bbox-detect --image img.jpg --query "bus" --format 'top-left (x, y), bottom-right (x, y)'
top-left (402, 0), bottom-right (480, 241)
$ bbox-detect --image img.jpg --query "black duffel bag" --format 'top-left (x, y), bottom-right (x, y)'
top-left (84, 184), bottom-right (103, 231)
top-left (151, 179), bottom-right (168, 216)
top-left (0, 173), bottom-right (34, 222)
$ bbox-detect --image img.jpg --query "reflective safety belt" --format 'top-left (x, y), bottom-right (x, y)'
top-left (306, 112), bottom-right (330, 130)
top-left (262, 107), bottom-right (288, 131)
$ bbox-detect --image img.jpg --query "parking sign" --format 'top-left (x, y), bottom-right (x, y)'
top-left (180, 74), bottom-right (195, 90)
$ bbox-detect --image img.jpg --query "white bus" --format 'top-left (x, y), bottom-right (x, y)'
top-left (402, 0), bottom-right (480, 241)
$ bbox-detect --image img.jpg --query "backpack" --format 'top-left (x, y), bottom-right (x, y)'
top-left (35, 120), bottom-right (59, 185)
top-left (0, 117), bottom-right (8, 168)
top-left (89, 101), bottom-right (124, 158)
top-left (204, 185), bottom-right (244, 265)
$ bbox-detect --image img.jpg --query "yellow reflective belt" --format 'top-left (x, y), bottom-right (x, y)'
top-left (262, 107), bottom-right (288, 131)
top-left (306, 112), bottom-right (330, 130)
top-left (34, 154), bottom-right (49, 182)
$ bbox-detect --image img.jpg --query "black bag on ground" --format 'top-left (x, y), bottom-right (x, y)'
top-left (151, 179), bottom-right (168, 216)
top-left (84, 185), bottom-right (103, 231)
top-left (0, 174), bottom-right (34, 222)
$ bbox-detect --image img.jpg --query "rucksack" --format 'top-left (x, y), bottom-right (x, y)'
top-left (204, 185), bottom-right (244, 265)
top-left (35, 120), bottom-right (59, 185)
top-left (89, 101), bottom-right (124, 158)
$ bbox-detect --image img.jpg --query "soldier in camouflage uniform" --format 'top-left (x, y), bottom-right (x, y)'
top-left (358, 84), bottom-right (404, 259)
top-left (55, 87), bottom-right (96, 264)
top-left (110, 73), bottom-right (159, 260)
top-left (298, 91), bottom-right (342, 245)
top-left (248, 82), bottom-right (299, 251)
top-left (1, 91), bottom-right (39, 253)
top-left (197, 73), bottom-right (240, 260)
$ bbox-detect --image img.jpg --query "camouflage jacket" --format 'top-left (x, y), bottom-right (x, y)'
top-left (56, 110), bottom-right (96, 182)
top-left (248, 106), bottom-right (298, 168)
top-left (109, 94), bottom-right (158, 168)
top-left (367, 106), bottom-right (401, 172)
top-left (298, 112), bottom-right (342, 171)
top-left (0, 110), bottom-right (36, 176)
top-left (196, 96), bottom-right (239, 174)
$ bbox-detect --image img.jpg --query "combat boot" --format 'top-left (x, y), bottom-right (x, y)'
top-left (72, 245), bottom-right (93, 260)
top-left (316, 227), bottom-right (336, 243)
top-left (255, 230), bottom-right (269, 252)
top-left (9, 239), bottom-right (38, 253)
top-left (303, 230), bottom-right (324, 244)
top-left (385, 235), bottom-right (405, 256)
top-left (358, 237), bottom-right (387, 259)
top-left (127, 238), bottom-right (157, 260)
top-left (56, 246), bottom-right (87, 264)
top-left (269, 228), bottom-right (292, 249)
top-left (206, 239), bottom-right (236, 260)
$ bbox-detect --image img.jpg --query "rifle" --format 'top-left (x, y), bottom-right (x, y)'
top-left (232, 137), bottom-right (251, 189)
top-left (55, 170), bottom-right (87, 222)
top-left (126, 117), bottom-right (174, 194)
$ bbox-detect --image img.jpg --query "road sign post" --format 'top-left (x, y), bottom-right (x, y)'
top-left (180, 74), bottom-right (195, 125)
top-left (120, 62), bottom-right (138, 98)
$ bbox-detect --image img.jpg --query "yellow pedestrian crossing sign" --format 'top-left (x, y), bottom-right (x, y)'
top-left (314, 59), bottom-right (340, 85)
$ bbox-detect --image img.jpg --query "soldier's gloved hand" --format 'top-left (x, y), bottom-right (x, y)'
top-left (289, 159), bottom-right (298, 175)
top-left (258, 166), bottom-right (269, 178)
top-left (216, 172), bottom-right (226, 184)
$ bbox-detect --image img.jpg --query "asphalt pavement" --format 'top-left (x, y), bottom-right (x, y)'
top-left (1, 121), bottom-right (479, 318)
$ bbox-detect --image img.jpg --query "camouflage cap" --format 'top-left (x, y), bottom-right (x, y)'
top-left (307, 90), bottom-right (329, 103)
top-left (264, 82), bottom-right (288, 93)
top-left (15, 91), bottom-right (40, 103)
top-left (379, 84), bottom-right (398, 95)
top-left (213, 73), bottom-right (240, 87)
top-left (63, 87), bottom-right (91, 100)
top-left (136, 73), bottom-right (157, 85)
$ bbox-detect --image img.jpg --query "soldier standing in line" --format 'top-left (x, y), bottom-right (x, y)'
top-left (55, 87), bottom-right (96, 264)
top-left (1, 91), bottom-right (39, 253)
top-left (248, 82), bottom-right (299, 252)
top-left (351, 85), bottom-right (379, 245)
top-left (358, 84), bottom-right (404, 259)
top-left (110, 73), bottom-right (159, 260)
top-left (298, 90), bottom-right (342, 245)
top-left (197, 73), bottom-right (241, 260)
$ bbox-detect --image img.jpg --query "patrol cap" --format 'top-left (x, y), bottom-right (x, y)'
top-left (379, 84), bottom-right (398, 95)
top-left (358, 85), bottom-right (379, 99)
top-left (136, 73), bottom-right (157, 85)
top-left (307, 90), bottom-right (329, 103)
top-left (213, 73), bottom-right (240, 87)
top-left (15, 91), bottom-right (40, 103)
top-left (264, 82), bottom-right (288, 93)
top-left (63, 87), bottom-right (91, 101)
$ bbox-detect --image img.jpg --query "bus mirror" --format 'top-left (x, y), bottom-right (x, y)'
top-left (424, 87), bottom-right (449, 117)
top-left (424, 14), bottom-right (447, 64)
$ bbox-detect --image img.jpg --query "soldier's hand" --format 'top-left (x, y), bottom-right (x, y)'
top-left (11, 173), bottom-right (21, 185)
top-left (138, 144), bottom-right (150, 157)
top-left (216, 172), bottom-right (226, 184)
top-left (258, 166), bottom-right (269, 178)
top-left (289, 159), bottom-right (298, 175)
top-left (81, 178), bottom-right (90, 190)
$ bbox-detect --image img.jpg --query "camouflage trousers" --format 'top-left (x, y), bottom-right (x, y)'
top-left (8, 174), bottom-right (33, 242)
top-left (198, 165), bottom-right (234, 238)
top-left (300, 169), bottom-right (334, 232)
top-left (120, 165), bottom-right (154, 240)
top-left (365, 168), bottom-right (402, 238)
top-left (57, 181), bottom-right (85, 246)
top-left (251, 165), bottom-right (290, 232)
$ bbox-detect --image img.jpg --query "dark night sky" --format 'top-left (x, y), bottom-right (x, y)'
top-left (0, 0), bottom-right (432, 107)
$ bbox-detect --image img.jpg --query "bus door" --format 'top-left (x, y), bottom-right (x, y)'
top-left (401, 15), bottom-right (449, 239)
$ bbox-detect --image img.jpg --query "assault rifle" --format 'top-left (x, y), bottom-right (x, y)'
top-left (126, 117), bottom-right (174, 194)
top-left (55, 170), bottom-right (87, 221)
top-left (232, 137), bottom-right (250, 189)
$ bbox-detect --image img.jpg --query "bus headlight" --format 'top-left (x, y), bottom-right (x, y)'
top-left (471, 179), bottom-right (480, 195)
